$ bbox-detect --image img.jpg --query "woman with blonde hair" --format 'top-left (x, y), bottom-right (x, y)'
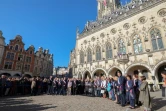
top-left (113, 76), bottom-right (119, 103)
top-left (101, 76), bottom-right (107, 98)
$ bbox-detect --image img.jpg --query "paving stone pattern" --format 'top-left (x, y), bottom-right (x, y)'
top-left (0, 91), bottom-right (165, 111)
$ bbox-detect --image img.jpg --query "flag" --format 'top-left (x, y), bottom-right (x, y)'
top-left (103, 0), bottom-right (107, 6)
top-left (98, 0), bottom-right (107, 6)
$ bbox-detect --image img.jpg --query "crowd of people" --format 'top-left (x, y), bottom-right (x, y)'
top-left (0, 75), bottom-right (48, 96)
top-left (1, 71), bottom-right (166, 111)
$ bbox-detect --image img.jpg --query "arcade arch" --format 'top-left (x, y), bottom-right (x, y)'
top-left (108, 67), bottom-right (122, 77)
top-left (0, 73), bottom-right (11, 77)
top-left (83, 71), bottom-right (91, 80)
top-left (92, 68), bottom-right (107, 78)
top-left (126, 64), bottom-right (152, 80)
top-left (23, 74), bottom-right (32, 78)
top-left (153, 60), bottom-right (166, 83)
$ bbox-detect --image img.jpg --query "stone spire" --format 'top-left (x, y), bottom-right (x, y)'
top-left (0, 30), bottom-right (5, 44)
top-left (76, 27), bottom-right (79, 39)
top-left (0, 30), bottom-right (4, 38)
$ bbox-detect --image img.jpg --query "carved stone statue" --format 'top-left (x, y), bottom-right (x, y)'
top-left (0, 30), bottom-right (3, 37)
top-left (76, 27), bottom-right (79, 36)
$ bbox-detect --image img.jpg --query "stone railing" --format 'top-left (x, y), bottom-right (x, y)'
top-left (78, 0), bottom-right (166, 38)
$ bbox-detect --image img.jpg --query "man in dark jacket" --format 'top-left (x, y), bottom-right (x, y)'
top-left (61, 78), bottom-right (67, 96)
top-left (1, 75), bottom-right (6, 96)
top-left (47, 76), bottom-right (53, 95)
top-left (117, 71), bottom-right (126, 107)
top-left (133, 73), bottom-right (141, 106)
top-left (72, 78), bottom-right (77, 95)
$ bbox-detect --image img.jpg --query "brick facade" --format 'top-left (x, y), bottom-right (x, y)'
top-left (0, 35), bottom-right (35, 77)
top-left (0, 34), bottom-right (53, 77)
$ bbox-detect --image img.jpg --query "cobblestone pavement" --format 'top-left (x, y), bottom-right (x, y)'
top-left (0, 91), bottom-right (165, 111)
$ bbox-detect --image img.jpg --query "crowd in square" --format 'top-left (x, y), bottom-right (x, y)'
top-left (1, 71), bottom-right (166, 111)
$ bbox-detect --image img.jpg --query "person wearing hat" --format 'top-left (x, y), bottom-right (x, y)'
top-left (139, 76), bottom-right (152, 111)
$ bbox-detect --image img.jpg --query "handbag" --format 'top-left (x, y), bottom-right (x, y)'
top-left (89, 88), bottom-right (92, 93)
top-left (101, 90), bottom-right (105, 94)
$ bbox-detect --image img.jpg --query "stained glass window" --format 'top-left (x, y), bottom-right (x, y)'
top-left (96, 46), bottom-right (101, 61)
top-left (133, 35), bottom-right (143, 54)
top-left (106, 43), bottom-right (112, 59)
top-left (150, 28), bottom-right (164, 50)
top-left (118, 39), bottom-right (126, 54)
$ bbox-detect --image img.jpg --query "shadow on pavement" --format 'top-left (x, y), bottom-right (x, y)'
top-left (152, 97), bottom-right (166, 111)
top-left (0, 97), bottom-right (56, 111)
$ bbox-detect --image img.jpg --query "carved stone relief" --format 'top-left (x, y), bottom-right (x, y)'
top-left (138, 16), bottom-right (147, 24)
top-left (100, 33), bottom-right (105, 38)
top-left (84, 40), bottom-right (87, 45)
top-left (110, 28), bottom-right (117, 35)
top-left (123, 23), bottom-right (130, 30)
top-left (162, 18), bottom-right (166, 24)
top-left (158, 8), bottom-right (166, 17)
top-left (91, 36), bottom-right (95, 42)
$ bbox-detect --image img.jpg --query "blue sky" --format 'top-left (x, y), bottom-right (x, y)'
top-left (0, 0), bottom-right (130, 67)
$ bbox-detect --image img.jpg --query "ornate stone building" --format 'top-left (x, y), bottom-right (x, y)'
top-left (69, 0), bottom-right (166, 85)
top-left (33, 47), bottom-right (53, 77)
top-left (0, 31), bottom-right (5, 67)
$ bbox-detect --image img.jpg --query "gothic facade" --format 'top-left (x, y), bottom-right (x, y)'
top-left (69, 0), bottom-right (166, 86)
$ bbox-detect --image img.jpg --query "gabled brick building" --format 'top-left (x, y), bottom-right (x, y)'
top-left (0, 32), bottom-right (54, 77)
top-left (0, 35), bottom-right (35, 77)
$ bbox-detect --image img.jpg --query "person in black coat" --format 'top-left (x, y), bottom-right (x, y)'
top-left (133, 73), bottom-right (141, 106)
top-left (72, 78), bottom-right (77, 95)
top-left (61, 78), bottom-right (67, 96)
top-left (52, 78), bottom-right (58, 95)
top-left (77, 79), bottom-right (81, 95)
top-left (80, 79), bottom-right (85, 95)
top-left (57, 78), bottom-right (62, 95)
top-left (47, 76), bottom-right (53, 95)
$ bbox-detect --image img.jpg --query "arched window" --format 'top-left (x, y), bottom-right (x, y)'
top-left (80, 51), bottom-right (84, 64)
top-left (150, 28), bottom-right (164, 50)
top-left (133, 35), bottom-right (143, 54)
top-left (96, 46), bottom-right (101, 61)
top-left (15, 45), bottom-right (19, 51)
top-left (106, 43), bottom-right (112, 59)
top-left (118, 39), bottom-right (126, 54)
top-left (87, 49), bottom-right (92, 63)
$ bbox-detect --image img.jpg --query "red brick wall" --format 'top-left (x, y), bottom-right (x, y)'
top-left (0, 36), bottom-right (35, 74)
